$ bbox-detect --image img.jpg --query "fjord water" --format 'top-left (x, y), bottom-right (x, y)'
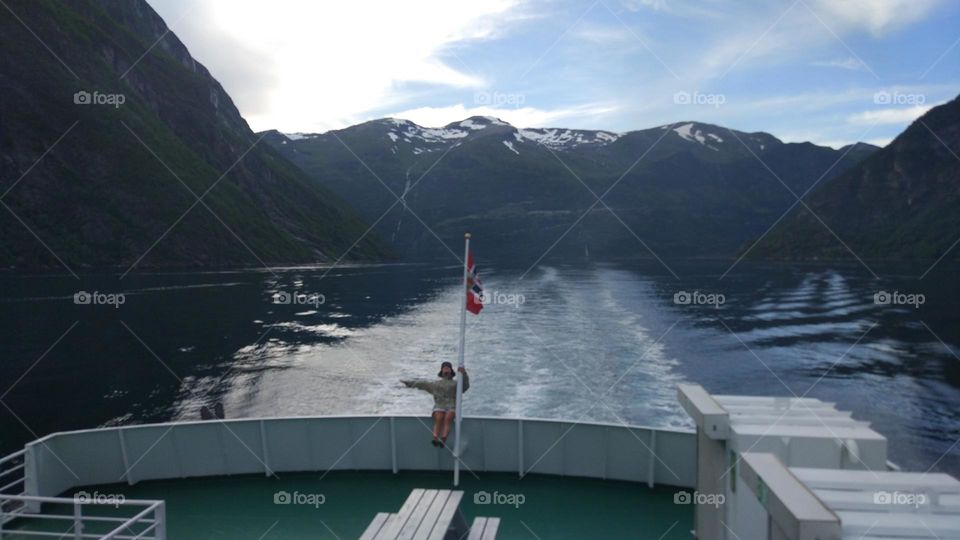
top-left (1, 261), bottom-right (957, 476)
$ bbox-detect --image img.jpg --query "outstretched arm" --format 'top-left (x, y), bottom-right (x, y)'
top-left (459, 367), bottom-right (470, 393)
top-left (401, 379), bottom-right (432, 392)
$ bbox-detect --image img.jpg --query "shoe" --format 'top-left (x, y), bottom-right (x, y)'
top-left (440, 437), bottom-right (448, 447)
top-left (431, 438), bottom-right (440, 447)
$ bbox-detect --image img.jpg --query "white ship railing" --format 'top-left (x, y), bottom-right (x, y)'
top-left (0, 449), bottom-right (27, 526)
top-left (17, 415), bottom-right (695, 498)
top-left (0, 415), bottom-right (695, 538)
top-left (0, 494), bottom-right (165, 539)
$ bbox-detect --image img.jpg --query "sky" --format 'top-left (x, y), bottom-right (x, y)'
top-left (146, 0), bottom-right (960, 148)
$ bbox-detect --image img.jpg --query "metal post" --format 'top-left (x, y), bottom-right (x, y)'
top-left (118, 430), bottom-right (132, 485)
top-left (259, 420), bottom-right (271, 477)
top-left (390, 417), bottom-right (398, 474)
top-left (518, 420), bottom-right (524, 478)
top-left (453, 233), bottom-right (471, 487)
top-left (156, 501), bottom-right (166, 539)
top-left (73, 501), bottom-right (82, 540)
top-left (648, 429), bottom-right (657, 488)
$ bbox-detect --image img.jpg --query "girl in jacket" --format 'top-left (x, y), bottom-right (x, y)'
top-left (401, 361), bottom-right (469, 447)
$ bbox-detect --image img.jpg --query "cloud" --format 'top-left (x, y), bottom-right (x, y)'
top-left (847, 104), bottom-right (935, 125)
top-left (810, 57), bottom-right (864, 71)
top-left (573, 23), bottom-right (636, 45)
top-left (145, 0), bottom-right (954, 146)
top-left (147, 0), bottom-right (525, 131)
top-left (810, 0), bottom-right (944, 36)
top-left (386, 103), bottom-right (619, 129)
top-left (689, 0), bottom-right (946, 81)
top-left (621, 0), bottom-right (670, 12)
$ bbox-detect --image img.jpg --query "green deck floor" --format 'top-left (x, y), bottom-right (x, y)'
top-left (9, 471), bottom-right (693, 539)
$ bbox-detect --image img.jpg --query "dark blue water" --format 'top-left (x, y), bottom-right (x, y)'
top-left (0, 260), bottom-right (957, 476)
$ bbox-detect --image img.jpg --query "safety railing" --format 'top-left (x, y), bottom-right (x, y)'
top-left (0, 494), bottom-right (165, 539)
top-left (0, 449), bottom-right (27, 526)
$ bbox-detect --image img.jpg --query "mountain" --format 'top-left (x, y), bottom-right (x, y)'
top-left (748, 94), bottom-right (960, 262)
top-left (0, 0), bottom-right (393, 270)
top-left (263, 116), bottom-right (878, 262)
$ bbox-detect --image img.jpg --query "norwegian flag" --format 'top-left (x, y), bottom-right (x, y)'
top-left (466, 249), bottom-right (484, 314)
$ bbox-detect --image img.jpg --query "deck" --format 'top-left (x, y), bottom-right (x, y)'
top-left (5, 470), bottom-right (692, 539)
top-left (0, 415), bottom-right (696, 539)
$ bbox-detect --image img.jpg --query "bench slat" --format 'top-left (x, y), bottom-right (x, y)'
top-left (383, 488), bottom-right (427, 538)
top-left (415, 490), bottom-right (454, 540)
top-left (424, 491), bottom-right (464, 540)
top-left (467, 517), bottom-right (501, 540)
top-left (397, 489), bottom-right (443, 540)
top-left (481, 517), bottom-right (500, 540)
top-left (360, 512), bottom-right (394, 540)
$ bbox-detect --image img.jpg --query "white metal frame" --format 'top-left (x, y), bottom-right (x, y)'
top-left (0, 494), bottom-right (165, 540)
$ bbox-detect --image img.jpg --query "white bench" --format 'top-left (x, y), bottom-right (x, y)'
top-left (361, 489), bottom-right (500, 540)
top-left (466, 517), bottom-right (500, 540)
top-left (360, 489), bottom-right (468, 540)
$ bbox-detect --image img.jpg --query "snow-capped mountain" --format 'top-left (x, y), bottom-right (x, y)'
top-left (262, 116), bottom-right (878, 261)
top-left (278, 115), bottom-right (627, 156)
top-left (275, 116), bottom-right (788, 161)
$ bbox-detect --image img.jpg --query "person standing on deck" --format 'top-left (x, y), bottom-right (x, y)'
top-left (401, 361), bottom-right (469, 447)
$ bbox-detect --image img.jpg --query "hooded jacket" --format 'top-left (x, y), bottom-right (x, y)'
top-left (402, 372), bottom-right (470, 410)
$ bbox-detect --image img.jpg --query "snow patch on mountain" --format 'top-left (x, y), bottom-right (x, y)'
top-left (517, 128), bottom-right (621, 150)
top-left (503, 140), bottom-right (519, 155)
top-left (672, 123), bottom-right (721, 151)
top-left (460, 119), bottom-right (487, 130)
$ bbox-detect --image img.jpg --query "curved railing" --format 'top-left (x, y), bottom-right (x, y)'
top-left (17, 415), bottom-right (695, 499)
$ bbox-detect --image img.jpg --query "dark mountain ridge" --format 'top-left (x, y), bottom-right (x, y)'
top-left (0, 0), bottom-right (393, 271)
top-left (263, 116), bottom-right (878, 263)
top-left (748, 94), bottom-right (960, 263)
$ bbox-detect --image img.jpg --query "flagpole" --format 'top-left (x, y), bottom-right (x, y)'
top-left (453, 232), bottom-right (470, 487)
